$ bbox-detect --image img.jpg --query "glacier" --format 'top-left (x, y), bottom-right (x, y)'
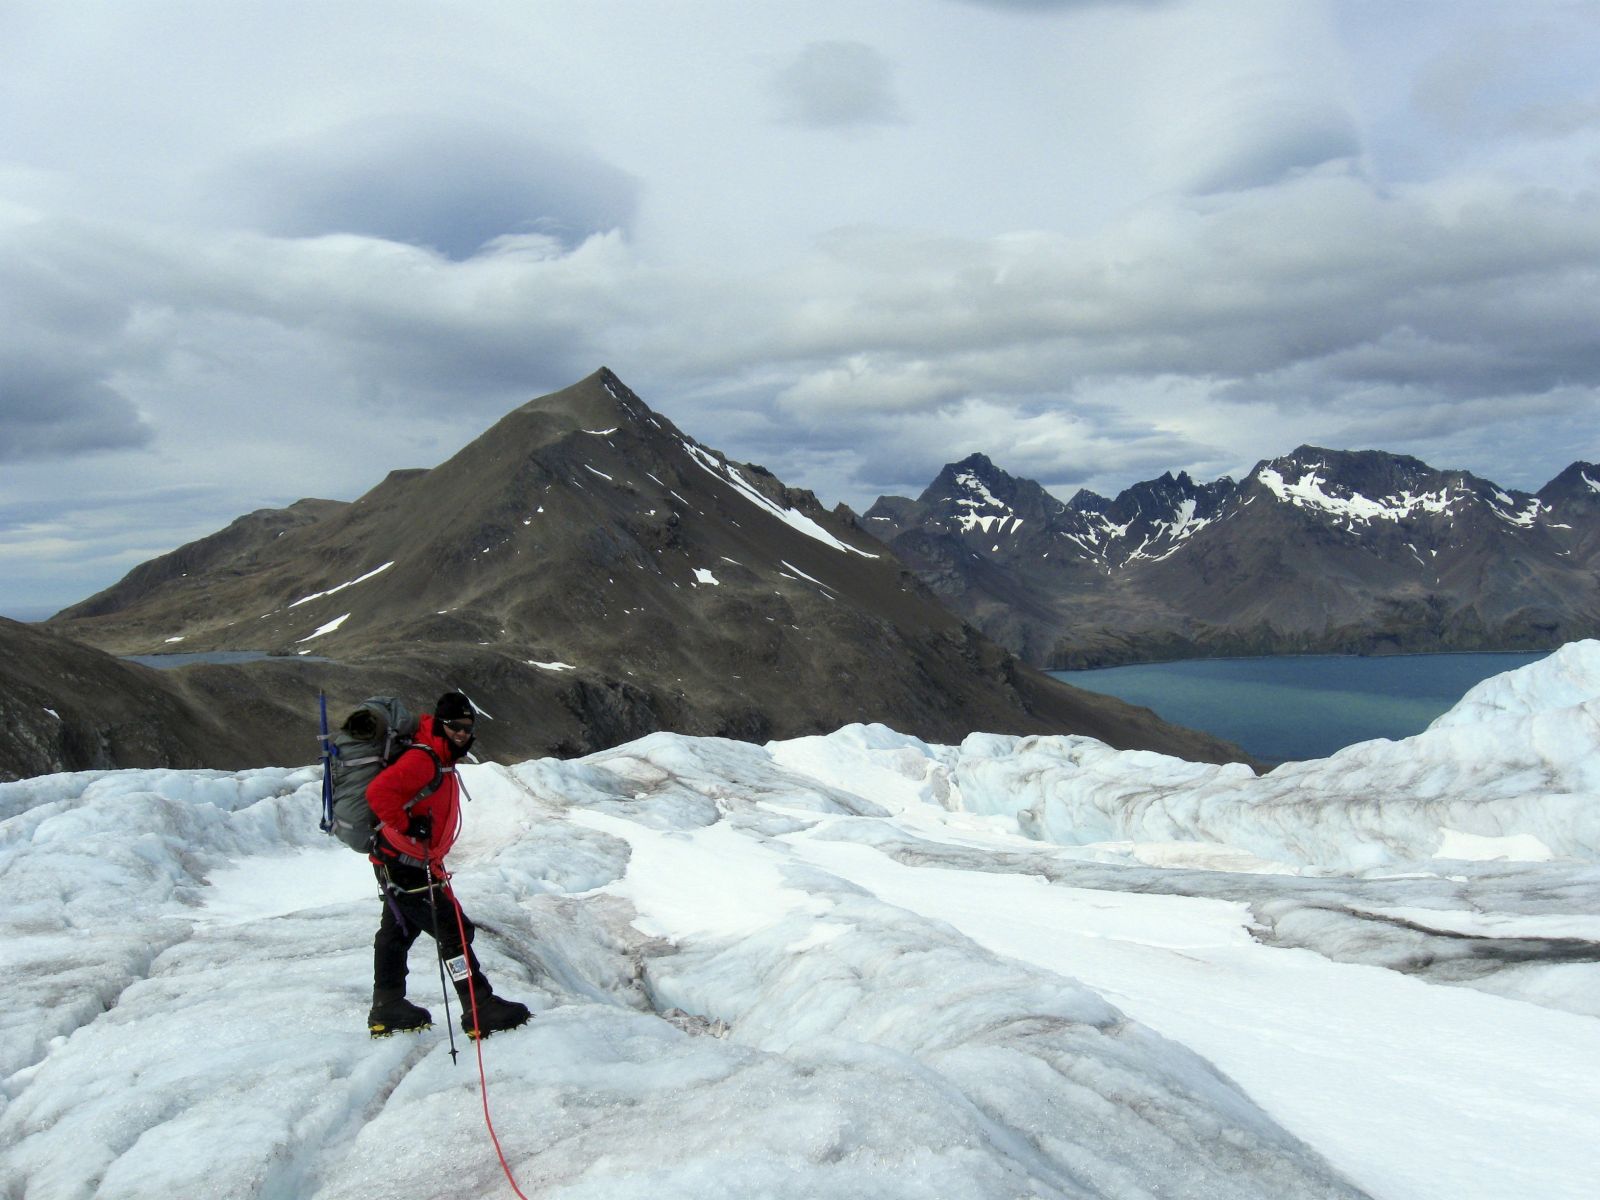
top-left (3, 645), bottom-right (1599, 1199)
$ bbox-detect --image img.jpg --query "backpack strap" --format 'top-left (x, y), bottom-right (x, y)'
top-left (400, 743), bottom-right (448, 813)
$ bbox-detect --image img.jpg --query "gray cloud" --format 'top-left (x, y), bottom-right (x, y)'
top-left (3, 4), bottom-right (1599, 610)
top-left (210, 115), bottom-right (640, 259)
top-left (1504, 96), bottom-right (1600, 139)
top-left (4, 154), bottom-right (1598, 603)
top-left (732, 174), bottom-right (1600, 395)
top-left (1157, 64), bottom-right (1364, 197)
top-left (0, 355), bottom-right (152, 462)
top-left (772, 42), bottom-right (904, 129)
top-left (731, 380), bottom-right (1209, 515)
top-left (0, 478), bottom-right (240, 613)
top-left (1178, 104), bottom-right (1362, 194)
top-left (0, 214), bottom-right (156, 464)
top-left (637, 169), bottom-right (1600, 502)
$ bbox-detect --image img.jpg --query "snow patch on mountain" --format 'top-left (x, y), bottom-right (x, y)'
top-left (681, 443), bottom-right (879, 558)
top-left (288, 562), bottom-right (394, 608)
top-left (1121, 498), bottom-right (1216, 563)
top-left (1256, 464), bottom-right (1463, 526)
top-left (1487, 490), bottom-right (1546, 527)
top-left (950, 470), bottom-right (1022, 536)
top-left (296, 612), bottom-right (350, 642)
top-left (1159, 497), bottom-right (1208, 540)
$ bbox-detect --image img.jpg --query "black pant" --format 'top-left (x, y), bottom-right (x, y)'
top-left (372, 861), bottom-right (488, 1001)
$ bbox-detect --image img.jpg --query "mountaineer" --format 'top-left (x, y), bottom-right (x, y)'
top-left (364, 691), bottom-right (531, 1039)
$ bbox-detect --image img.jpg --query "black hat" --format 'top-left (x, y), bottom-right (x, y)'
top-left (434, 692), bottom-right (475, 723)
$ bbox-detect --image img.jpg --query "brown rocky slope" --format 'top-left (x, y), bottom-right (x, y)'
top-left (33, 370), bottom-right (1250, 774)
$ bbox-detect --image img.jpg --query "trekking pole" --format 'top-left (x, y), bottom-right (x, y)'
top-left (425, 857), bottom-right (460, 1065)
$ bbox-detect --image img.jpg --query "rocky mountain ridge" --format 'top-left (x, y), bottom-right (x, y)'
top-left (867, 447), bottom-right (1600, 666)
top-left (15, 369), bottom-right (1248, 778)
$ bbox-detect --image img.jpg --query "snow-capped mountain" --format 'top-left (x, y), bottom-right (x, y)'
top-left (1539, 459), bottom-right (1600, 563)
top-left (5, 644), bottom-right (1598, 1199)
top-left (26, 370), bottom-right (1244, 775)
top-left (866, 448), bottom-right (1600, 666)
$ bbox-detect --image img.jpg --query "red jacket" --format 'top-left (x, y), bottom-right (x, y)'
top-left (366, 714), bottom-right (462, 865)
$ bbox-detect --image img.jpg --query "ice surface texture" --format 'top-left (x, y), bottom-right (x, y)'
top-left (3, 644), bottom-right (1599, 1198)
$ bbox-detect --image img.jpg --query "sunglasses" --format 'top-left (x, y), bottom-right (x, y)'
top-left (441, 718), bottom-right (476, 733)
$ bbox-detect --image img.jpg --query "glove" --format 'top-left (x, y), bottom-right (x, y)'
top-left (404, 813), bottom-right (433, 843)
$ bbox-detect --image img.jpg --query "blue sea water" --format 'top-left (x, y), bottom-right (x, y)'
top-left (1049, 652), bottom-right (1551, 764)
top-left (124, 651), bottom-right (329, 668)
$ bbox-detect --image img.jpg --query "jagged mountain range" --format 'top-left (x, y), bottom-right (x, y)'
top-left (866, 448), bottom-right (1600, 667)
top-left (9, 369), bottom-right (1246, 780)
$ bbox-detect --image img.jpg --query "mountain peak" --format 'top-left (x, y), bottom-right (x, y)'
top-left (952, 451), bottom-right (999, 474)
top-left (507, 367), bottom-right (661, 436)
top-left (1538, 461), bottom-right (1600, 504)
top-left (1249, 446), bottom-right (1485, 517)
top-left (1068, 489), bottom-right (1111, 514)
top-left (916, 455), bottom-right (1010, 511)
top-left (44, 375), bottom-right (1247, 766)
top-left (1264, 445), bottom-right (1441, 484)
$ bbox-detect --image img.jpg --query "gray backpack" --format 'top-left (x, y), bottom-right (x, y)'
top-left (325, 697), bottom-right (421, 852)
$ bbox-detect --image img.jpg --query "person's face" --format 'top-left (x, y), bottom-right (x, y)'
top-left (440, 717), bottom-right (475, 749)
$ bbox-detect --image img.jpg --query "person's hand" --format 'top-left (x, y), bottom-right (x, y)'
top-left (404, 814), bottom-right (432, 842)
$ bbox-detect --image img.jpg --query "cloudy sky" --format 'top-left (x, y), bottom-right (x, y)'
top-left (4, 1), bottom-right (1600, 616)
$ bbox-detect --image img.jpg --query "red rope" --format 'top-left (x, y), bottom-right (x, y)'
top-left (445, 878), bottom-right (533, 1200)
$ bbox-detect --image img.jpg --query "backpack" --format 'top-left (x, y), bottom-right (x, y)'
top-left (319, 696), bottom-right (439, 852)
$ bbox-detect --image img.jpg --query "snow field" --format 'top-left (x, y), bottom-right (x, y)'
top-left (2, 644), bottom-right (1598, 1198)
top-left (786, 836), bottom-right (1600, 1200)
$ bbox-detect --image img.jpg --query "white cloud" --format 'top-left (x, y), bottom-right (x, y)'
top-left (1140, 1), bottom-right (1363, 195)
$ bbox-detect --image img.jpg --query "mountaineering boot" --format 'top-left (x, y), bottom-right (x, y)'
top-left (368, 994), bottom-right (433, 1038)
top-left (460, 992), bottom-right (531, 1039)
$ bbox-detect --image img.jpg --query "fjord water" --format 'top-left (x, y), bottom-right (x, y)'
top-left (123, 650), bottom-right (331, 667)
top-left (1051, 652), bottom-right (1551, 763)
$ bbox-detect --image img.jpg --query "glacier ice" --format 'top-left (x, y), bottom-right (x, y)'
top-left (2, 644), bottom-right (1598, 1199)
